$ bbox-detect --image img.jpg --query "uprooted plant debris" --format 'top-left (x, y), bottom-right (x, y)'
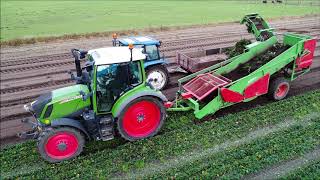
top-left (239, 43), bottom-right (289, 73)
top-left (224, 42), bottom-right (289, 81)
top-left (225, 39), bottom-right (252, 58)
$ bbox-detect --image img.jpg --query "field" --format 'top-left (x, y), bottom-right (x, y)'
top-left (1, 90), bottom-right (319, 179)
top-left (1, 1), bottom-right (320, 178)
top-left (1, 0), bottom-right (320, 41)
top-left (1, 15), bottom-right (319, 144)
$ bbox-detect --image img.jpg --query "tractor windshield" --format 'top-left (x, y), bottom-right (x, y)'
top-left (96, 61), bottom-right (143, 112)
top-left (145, 45), bottom-right (160, 60)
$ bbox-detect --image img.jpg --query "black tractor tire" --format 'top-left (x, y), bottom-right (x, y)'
top-left (37, 127), bottom-right (85, 163)
top-left (117, 96), bottom-right (166, 141)
top-left (268, 77), bottom-right (290, 101)
top-left (146, 65), bottom-right (170, 90)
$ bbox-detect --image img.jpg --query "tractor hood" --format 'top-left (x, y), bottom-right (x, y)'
top-left (28, 84), bottom-right (91, 121)
top-left (30, 92), bottom-right (52, 118)
top-left (51, 84), bottom-right (89, 103)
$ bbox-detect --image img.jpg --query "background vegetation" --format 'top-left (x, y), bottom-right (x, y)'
top-left (1, 0), bottom-right (319, 41)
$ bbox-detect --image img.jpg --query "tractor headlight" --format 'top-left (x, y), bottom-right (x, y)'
top-left (24, 104), bottom-right (30, 112)
top-left (24, 102), bottom-right (34, 113)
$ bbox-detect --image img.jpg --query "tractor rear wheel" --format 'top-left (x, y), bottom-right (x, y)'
top-left (37, 127), bottom-right (85, 163)
top-left (117, 97), bottom-right (165, 141)
top-left (146, 65), bottom-right (169, 90)
top-left (268, 77), bottom-right (290, 100)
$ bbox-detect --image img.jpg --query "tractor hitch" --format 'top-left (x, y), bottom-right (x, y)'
top-left (18, 129), bottom-right (39, 139)
top-left (17, 117), bottom-right (41, 139)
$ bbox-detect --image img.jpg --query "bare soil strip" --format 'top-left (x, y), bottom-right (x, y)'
top-left (245, 147), bottom-right (320, 180)
top-left (115, 113), bottom-right (319, 179)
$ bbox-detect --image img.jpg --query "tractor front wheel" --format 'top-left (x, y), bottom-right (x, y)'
top-left (268, 77), bottom-right (290, 100)
top-left (117, 97), bottom-right (165, 141)
top-left (37, 127), bottom-right (85, 163)
top-left (146, 65), bottom-right (169, 90)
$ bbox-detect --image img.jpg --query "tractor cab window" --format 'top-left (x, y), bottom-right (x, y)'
top-left (145, 45), bottom-right (159, 60)
top-left (96, 61), bottom-right (143, 112)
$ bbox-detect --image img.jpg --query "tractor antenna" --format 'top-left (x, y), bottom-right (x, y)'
top-left (129, 44), bottom-right (133, 62)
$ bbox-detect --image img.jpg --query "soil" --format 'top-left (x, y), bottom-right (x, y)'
top-left (0, 15), bottom-right (319, 145)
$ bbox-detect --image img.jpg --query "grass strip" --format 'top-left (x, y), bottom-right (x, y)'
top-left (1, 1), bottom-right (319, 45)
top-left (1, 90), bottom-right (319, 179)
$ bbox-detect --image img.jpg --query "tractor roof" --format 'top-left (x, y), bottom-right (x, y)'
top-left (118, 36), bottom-right (160, 46)
top-left (88, 47), bottom-right (146, 65)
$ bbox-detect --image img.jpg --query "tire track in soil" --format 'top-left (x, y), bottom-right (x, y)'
top-left (1, 41), bottom-right (319, 100)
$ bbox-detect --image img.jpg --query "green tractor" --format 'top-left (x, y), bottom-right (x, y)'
top-left (20, 46), bottom-right (168, 162)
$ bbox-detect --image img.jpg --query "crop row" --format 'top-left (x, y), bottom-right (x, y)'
top-left (279, 160), bottom-right (320, 179)
top-left (1, 89), bottom-right (319, 179)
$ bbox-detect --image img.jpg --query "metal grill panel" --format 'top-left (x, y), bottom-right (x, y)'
top-left (183, 73), bottom-right (231, 100)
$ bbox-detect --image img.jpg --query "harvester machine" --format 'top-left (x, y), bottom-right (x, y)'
top-left (168, 23), bottom-right (316, 119)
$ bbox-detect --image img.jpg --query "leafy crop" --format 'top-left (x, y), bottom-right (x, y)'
top-left (225, 39), bottom-right (252, 58)
top-left (1, 90), bottom-right (319, 179)
top-left (239, 43), bottom-right (289, 73)
top-left (279, 160), bottom-right (320, 179)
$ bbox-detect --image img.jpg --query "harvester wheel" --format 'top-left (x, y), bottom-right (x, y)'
top-left (117, 96), bottom-right (165, 141)
top-left (37, 127), bottom-right (85, 163)
top-left (268, 77), bottom-right (290, 100)
top-left (146, 65), bottom-right (169, 90)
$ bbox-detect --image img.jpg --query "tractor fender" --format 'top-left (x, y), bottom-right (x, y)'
top-left (51, 118), bottom-right (91, 139)
top-left (113, 91), bottom-right (168, 118)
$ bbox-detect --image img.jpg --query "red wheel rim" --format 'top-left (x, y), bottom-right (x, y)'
top-left (122, 100), bottom-right (161, 138)
top-left (45, 132), bottom-right (79, 160)
top-left (276, 83), bottom-right (288, 98)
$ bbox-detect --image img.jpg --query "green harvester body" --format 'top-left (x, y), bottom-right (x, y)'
top-left (169, 17), bottom-right (316, 119)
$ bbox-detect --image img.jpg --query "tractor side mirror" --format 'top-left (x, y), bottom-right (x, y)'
top-left (161, 53), bottom-right (165, 59)
top-left (79, 91), bottom-right (92, 101)
top-left (145, 54), bottom-right (150, 60)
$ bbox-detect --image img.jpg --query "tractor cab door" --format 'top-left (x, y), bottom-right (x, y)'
top-left (95, 61), bottom-right (143, 113)
top-left (144, 45), bottom-right (160, 61)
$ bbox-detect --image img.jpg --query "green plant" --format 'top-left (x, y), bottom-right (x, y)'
top-left (1, 90), bottom-right (319, 179)
top-left (225, 39), bottom-right (252, 58)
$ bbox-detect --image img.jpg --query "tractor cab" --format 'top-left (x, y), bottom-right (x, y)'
top-left (112, 35), bottom-right (170, 90)
top-left (88, 47), bottom-right (147, 112)
top-left (117, 36), bottom-right (161, 62)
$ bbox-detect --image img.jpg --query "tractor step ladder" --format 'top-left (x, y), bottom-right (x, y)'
top-left (99, 116), bottom-right (114, 141)
top-left (183, 73), bottom-right (231, 101)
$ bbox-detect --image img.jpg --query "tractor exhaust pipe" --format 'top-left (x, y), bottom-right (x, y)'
top-left (71, 49), bottom-right (82, 77)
